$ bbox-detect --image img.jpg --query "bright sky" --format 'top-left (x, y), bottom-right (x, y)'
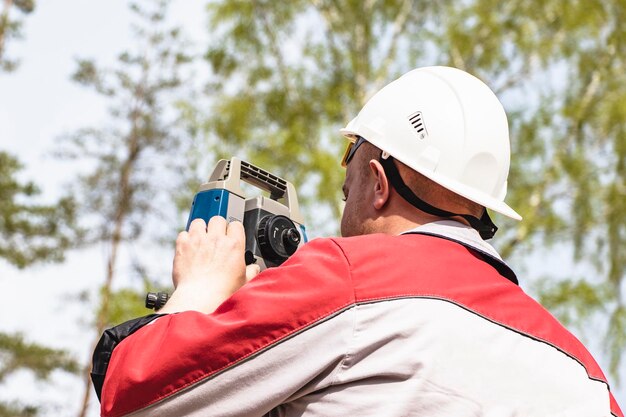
top-left (0, 1), bottom-right (205, 415)
top-left (0, 1), bottom-right (624, 415)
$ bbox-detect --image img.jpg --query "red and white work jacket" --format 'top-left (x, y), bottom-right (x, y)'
top-left (94, 221), bottom-right (623, 417)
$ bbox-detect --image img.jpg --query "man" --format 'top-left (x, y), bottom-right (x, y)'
top-left (93, 67), bottom-right (623, 417)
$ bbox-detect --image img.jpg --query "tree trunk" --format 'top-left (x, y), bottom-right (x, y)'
top-left (76, 129), bottom-right (141, 417)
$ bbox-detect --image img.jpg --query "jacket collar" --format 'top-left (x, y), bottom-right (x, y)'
top-left (402, 220), bottom-right (518, 285)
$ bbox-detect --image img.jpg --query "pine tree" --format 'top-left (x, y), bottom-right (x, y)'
top-left (0, 0), bottom-right (35, 72)
top-left (0, 333), bottom-right (80, 417)
top-left (0, 153), bottom-right (80, 415)
top-left (0, 152), bottom-right (78, 267)
top-left (1, 2), bottom-right (82, 413)
top-left (0, 155), bottom-right (80, 414)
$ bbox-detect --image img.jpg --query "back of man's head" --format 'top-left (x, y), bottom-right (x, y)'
top-left (340, 66), bottom-right (522, 239)
top-left (353, 141), bottom-right (484, 222)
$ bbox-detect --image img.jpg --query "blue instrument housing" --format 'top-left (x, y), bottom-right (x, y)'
top-left (186, 189), bottom-right (230, 230)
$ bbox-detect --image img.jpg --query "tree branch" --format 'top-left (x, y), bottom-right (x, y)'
top-left (450, 43), bottom-right (467, 72)
top-left (372, 0), bottom-right (413, 95)
top-left (255, 3), bottom-right (298, 103)
top-left (0, 0), bottom-right (15, 63)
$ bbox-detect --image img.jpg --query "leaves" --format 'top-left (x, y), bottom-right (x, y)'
top-left (0, 0), bottom-right (35, 72)
top-left (0, 332), bottom-right (79, 417)
top-left (57, 2), bottom-right (195, 414)
top-left (0, 151), bottom-right (79, 268)
top-left (12, 0), bottom-right (35, 14)
top-left (0, 333), bottom-right (80, 382)
top-left (60, 2), bottom-right (192, 246)
top-left (0, 401), bottom-right (38, 417)
top-left (95, 286), bottom-right (163, 328)
top-left (536, 279), bottom-right (609, 327)
top-left (607, 306), bottom-right (626, 381)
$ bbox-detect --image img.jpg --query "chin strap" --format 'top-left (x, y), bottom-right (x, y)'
top-left (379, 155), bottom-right (498, 240)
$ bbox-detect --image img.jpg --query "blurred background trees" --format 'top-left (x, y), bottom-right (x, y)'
top-left (0, 332), bottom-right (79, 417)
top-left (0, 152), bottom-right (80, 417)
top-left (1, 1), bottom-right (80, 416)
top-left (0, 0), bottom-right (35, 72)
top-left (53, 2), bottom-right (194, 415)
top-left (0, 0), bottom-right (624, 415)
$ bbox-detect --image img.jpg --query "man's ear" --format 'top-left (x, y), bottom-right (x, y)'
top-left (369, 159), bottom-right (390, 210)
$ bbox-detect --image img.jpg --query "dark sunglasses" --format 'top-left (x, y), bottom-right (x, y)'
top-left (341, 136), bottom-right (367, 167)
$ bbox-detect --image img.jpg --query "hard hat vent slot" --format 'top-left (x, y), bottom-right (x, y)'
top-left (408, 111), bottom-right (427, 140)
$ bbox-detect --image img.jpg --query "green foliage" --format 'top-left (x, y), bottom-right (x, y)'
top-left (496, 0), bottom-right (626, 377)
top-left (188, 0), bottom-right (625, 380)
top-left (0, 332), bottom-right (79, 416)
top-left (536, 279), bottom-right (609, 328)
top-left (96, 285), bottom-right (164, 327)
top-left (0, 151), bottom-right (78, 268)
top-left (0, 0), bottom-right (35, 72)
top-left (57, 2), bottom-right (195, 414)
top-left (0, 401), bottom-right (37, 417)
top-left (1, 4), bottom-right (79, 415)
top-left (57, 0), bottom-right (192, 246)
top-left (607, 306), bottom-right (626, 382)
top-left (0, 332), bottom-right (79, 381)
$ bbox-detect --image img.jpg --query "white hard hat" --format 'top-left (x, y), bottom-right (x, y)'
top-left (340, 66), bottom-right (522, 221)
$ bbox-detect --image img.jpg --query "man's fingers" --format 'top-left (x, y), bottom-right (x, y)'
top-left (206, 216), bottom-right (228, 239)
top-left (170, 217), bottom-right (252, 312)
top-left (245, 264), bottom-right (261, 282)
top-left (188, 218), bottom-right (207, 235)
top-left (176, 230), bottom-right (189, 244)
top-left (226, 220), bottom-right (246, 248)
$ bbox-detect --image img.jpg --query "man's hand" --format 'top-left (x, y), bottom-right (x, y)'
top-left (159, 216), bottom-right (260, 314)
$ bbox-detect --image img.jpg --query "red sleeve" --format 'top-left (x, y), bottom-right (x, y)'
top-left (101, 238), bottom-right (353, 417)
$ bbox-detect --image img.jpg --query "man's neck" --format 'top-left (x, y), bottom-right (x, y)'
top-left (372, 213), bottom-right (448, 236)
